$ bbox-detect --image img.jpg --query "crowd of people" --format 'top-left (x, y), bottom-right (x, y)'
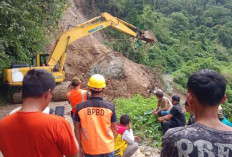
top-left (0, 68), bottom-right (232, 157)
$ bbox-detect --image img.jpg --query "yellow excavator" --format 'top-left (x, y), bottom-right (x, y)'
top-left (2, 12), bottom-right (157, 103)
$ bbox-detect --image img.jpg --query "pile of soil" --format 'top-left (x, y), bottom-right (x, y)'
top-left (48, 0), bottom-right (165, 101)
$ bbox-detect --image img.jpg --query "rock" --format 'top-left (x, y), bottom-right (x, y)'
top-left (162, 74), bottom-right (173, 95)
top-left (140, 146), bottom-right (161, 157)
top-left (88, 52), bottom-right (125, 80)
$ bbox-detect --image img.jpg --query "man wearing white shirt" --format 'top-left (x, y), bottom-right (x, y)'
top-left (114, 114), bottom-right (139, 157)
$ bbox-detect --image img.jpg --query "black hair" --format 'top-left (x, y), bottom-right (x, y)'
top-left (72, 82), bottom-right (79, 87)
top-left (172, 95), bottom-right (180, 102)
top-left (187, 69), bottom-right (226, 106)
top-left (22, 69), bottom-right (56, 99)
top-left (89, 89), bottom-right (103, 94)
top-left (184, 101), bottom-right (189, 106)
top-left (120, 114), bottom-right (130, 126)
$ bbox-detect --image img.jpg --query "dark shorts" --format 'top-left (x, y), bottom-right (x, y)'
top-left (84, 152), bottom-right (115, 157)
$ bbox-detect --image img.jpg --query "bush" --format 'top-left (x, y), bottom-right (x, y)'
top-left (114, 94), bottom-right (163, 148)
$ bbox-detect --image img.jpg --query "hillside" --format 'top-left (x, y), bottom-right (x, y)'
top-left (50, 0), bottom-right (170, 101)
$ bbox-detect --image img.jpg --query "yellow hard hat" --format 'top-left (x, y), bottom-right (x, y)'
top-left (88, 74), bottom-right (106, 91)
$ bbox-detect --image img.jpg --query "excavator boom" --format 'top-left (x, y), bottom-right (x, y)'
top-left (47, 12), bottom-right (157, 68)
top-left (2, 12), bottom-right (157, 103)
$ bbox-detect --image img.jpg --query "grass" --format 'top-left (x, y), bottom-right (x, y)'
top-left (114, 94), bottom-right (163, 148)
top-left (114, 94), bottom-right (194, 149)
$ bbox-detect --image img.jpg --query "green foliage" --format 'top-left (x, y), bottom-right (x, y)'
top-left (114, 95), bottom-right (163, 148)
top-left (93, 0), bottom-right (232, 119)
top-left (0, 0), bottom-right (68, 75)
top-left (93, 0), bottom-right (232, 73)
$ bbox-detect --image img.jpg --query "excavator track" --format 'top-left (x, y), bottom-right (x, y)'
top-left (13, 92), bottom-right (22, 104)
top-left (52, 81), bottom-right (71, 101)
top-left (7, 82), bottom-right (71, 104)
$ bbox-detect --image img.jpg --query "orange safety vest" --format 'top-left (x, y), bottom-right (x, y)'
top-left (66, 89), bottom-right (87, 114)
top-left (76, 98), bottom-right (115, 155)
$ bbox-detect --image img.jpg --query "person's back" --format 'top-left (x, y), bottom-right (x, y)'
top-left (75, 98), bottom-right (115, 154)
top-left (66, 77), bottom-right (88, 116)
top-left (74, 74), bottom-right (117, 157)
top-left (161, 69), bottom-right (232, 157)
top-left (67, 89), bottom-right (87, 113)
top-left (162, 123), bottom-right (232, 156)
top-left (169, 101), bottom-right (186, 127)
top-left (161, 97), bottom-right (173, 110)
top-left (0, 69), bottom-right (78, 157)
top-left (0, 112), bottom-right (76, 157)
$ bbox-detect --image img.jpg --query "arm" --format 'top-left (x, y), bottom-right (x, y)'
top-left (111, 122), bottom-right (117, 140)
top-left (74, 122), bottom-right (83, 157)
top-left (122, 130), bottom-right (135, 145)
top-left (153, 101), bottom-right (160, 115)
top-left (158, 114), bottom-right (173, 122)
top-left (154, 101), bottom-right (160, 111)
top-left (57, 119), bottom-right (79, 157)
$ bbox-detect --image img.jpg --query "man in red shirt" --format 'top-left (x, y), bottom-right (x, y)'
top-left (0, 69), bottom-right (78, 157)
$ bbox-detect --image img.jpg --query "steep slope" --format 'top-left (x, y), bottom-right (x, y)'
top-left (49, 0), bottom-right (168, 101)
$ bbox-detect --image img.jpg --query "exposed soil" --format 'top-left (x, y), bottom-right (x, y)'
top-left (46, 0), bottom-right (167, 102)
top-left (0, 1), bottom-right (185, 156)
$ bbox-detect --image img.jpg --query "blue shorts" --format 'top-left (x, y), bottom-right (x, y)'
top-left (84, 152), bottom-right (115, 157)
top-left (159, 110), bottom-right (170, 116)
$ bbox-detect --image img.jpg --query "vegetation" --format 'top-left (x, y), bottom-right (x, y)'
top-left (0, 0), bottom-right (68, 76)
top-left (90, 0), bottom-right (232, 120)
top-left (114, 95), bottom-right (163, 148)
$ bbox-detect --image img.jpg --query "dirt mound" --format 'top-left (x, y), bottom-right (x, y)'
top-left (47, 0), bottom-right (168, 101)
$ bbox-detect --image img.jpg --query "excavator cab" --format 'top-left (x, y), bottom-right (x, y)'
top-left (31, 53), bottom-right (49, 67)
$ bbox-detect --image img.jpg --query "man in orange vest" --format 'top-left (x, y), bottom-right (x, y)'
top-left (74, 74), bottom-right (117, 157)
top-left (66, 77), bottom-right (89, 117)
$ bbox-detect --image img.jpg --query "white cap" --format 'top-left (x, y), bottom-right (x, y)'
top-left (153, 89), bottom-right (163, 94)
top-left (218, 105), bottom-right (224, 119)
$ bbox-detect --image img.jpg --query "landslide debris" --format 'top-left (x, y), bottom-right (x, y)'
top-left (48, 0), bottom-right (170, 101)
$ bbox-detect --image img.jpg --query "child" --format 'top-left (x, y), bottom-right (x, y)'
top-left (114, 114), bottom-right (140, 157)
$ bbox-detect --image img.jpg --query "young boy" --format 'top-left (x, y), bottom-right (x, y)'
top-left (114, 114), bottom-right (140, 157)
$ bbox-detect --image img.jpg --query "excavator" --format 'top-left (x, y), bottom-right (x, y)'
top-left (2, 12), bottom-right (157, 103)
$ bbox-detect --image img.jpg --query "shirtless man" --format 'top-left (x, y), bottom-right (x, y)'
top-left (153, 90), bottom-right (172, 116)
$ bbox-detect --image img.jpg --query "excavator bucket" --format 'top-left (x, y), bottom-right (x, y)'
top-left (142, 30), bottom-right (158, 43)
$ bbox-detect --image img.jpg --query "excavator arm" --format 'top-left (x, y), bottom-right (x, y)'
top-left (47, 12), bottom-right (157, 69)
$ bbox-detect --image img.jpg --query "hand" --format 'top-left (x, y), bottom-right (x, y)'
top-left (158, 117), bottom-right (164, 122)
top-left (153, 111), bottom-right (159, 115)
top-left (134, 136), bottom-right (140, 142)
